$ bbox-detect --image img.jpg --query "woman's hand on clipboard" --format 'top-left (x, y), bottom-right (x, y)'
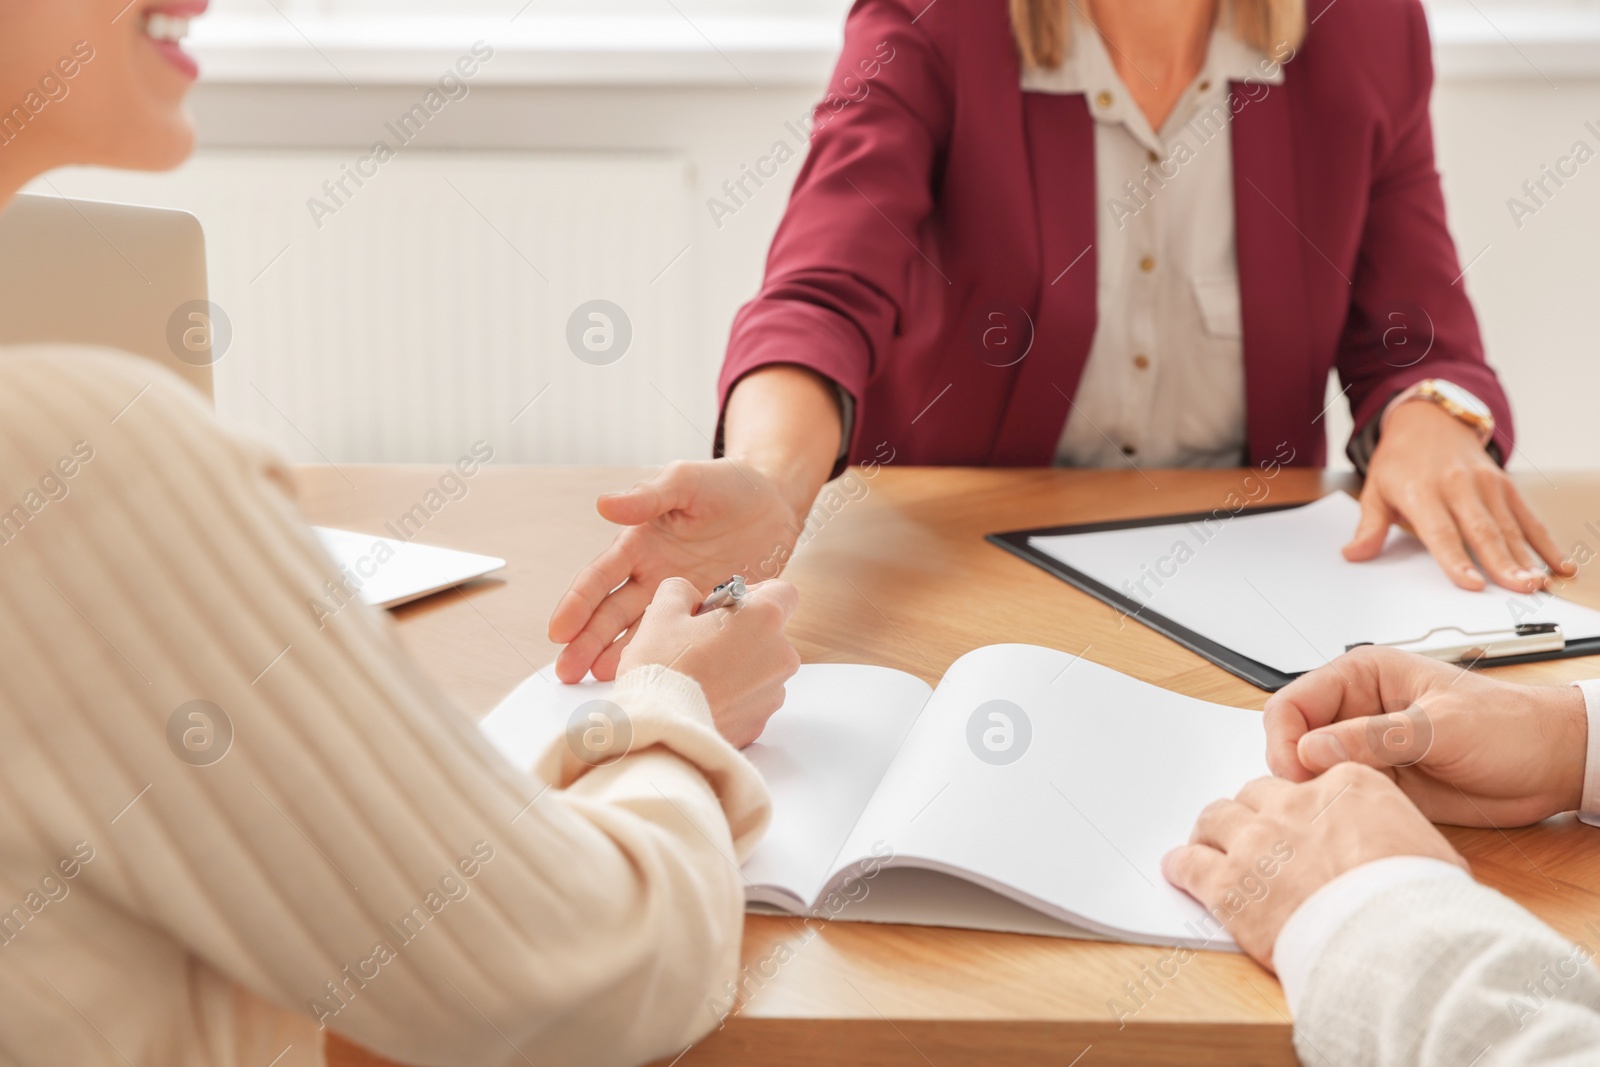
top-left (1343, 400), bottom-right (1572, 594)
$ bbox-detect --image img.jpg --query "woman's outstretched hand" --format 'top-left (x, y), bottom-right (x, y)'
top-left (550, 364), bottom-right (844, 685)
top-left (549, 459), bottom-right (804, 684)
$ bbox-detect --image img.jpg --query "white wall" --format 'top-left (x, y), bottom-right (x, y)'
top-left (35, 83), bottom-right (821, 465)
top-left (33, 13), bottom-right (1600, 470)
top-left (1432, 79), bottom-right (1600, 473)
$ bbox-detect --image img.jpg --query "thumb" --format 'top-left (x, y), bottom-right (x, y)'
top-left (1298, 710), bottom-right (1429, 776)
top-left (1297, 725), bottom-right (1357, 775)
top-left (597, 465), bottom-right (695, 525)
top-left (1342, 488), bottom-right (1396, 562)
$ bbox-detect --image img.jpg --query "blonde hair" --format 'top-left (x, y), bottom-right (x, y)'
top-left (1009, 0), bottom-right (1305, 70)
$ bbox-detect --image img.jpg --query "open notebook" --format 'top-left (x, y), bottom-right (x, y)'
top-left (480, 644), bottom-right (1268, 949)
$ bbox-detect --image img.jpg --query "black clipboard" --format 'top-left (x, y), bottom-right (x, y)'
top-left (987, 501), bottom-right (1600, 692)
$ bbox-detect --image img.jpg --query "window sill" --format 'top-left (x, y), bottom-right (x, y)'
top-left (186, 8), bottom-right (1600, 87)
top-left (188, 14), bottom-right (843, 87)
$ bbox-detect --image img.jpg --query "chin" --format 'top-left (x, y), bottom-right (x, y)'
top-left (146, 117), bottom-right (197, 171)
top-left (95, 114), bottom-right (197, 173)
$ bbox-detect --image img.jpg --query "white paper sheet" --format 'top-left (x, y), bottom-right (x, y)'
top-left (832, 645), bottom-right (1268, 948)
top-left (477, 663), bottom-right (931, 909)
top-left (1028, 493), bottom-right (1600, 675)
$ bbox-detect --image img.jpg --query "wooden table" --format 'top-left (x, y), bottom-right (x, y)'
top-left (302, 465), bottom-right (1600, 1067)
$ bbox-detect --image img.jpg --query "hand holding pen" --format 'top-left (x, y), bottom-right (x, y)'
top-left (619, 574), bottom-right (800, 748)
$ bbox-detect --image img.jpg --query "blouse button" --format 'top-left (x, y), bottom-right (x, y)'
top-left (1133, 354), bottom-right (1150, 370)
top-left (1198, 79), bottom-right (1213, 93)
top-left (1138, 255), bottom-right (1156, 273)
top-left (1096, 90), bottom-right (1114, 109)
top-left (1121, 445), bottom-right (1138, 457)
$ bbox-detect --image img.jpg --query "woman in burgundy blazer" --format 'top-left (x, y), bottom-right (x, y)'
top-left (551, 0), bottom-right (1570, 683)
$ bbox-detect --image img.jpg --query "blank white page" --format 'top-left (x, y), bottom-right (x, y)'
top-left (477, 663), bottom-right (930, 909)
top-left (1028, 493), bottom-right (1600, 675)
top-left (834, 645), bottom-right (1268, 948)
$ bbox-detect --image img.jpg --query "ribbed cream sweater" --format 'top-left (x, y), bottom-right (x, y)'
top-left (0, 346), bottom-right (771, 1067)
top-left (1295, 874), bottom-right (1600, 1065)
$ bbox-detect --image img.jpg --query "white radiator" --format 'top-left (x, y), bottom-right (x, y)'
top-left (31, 150), bottom-right (708, 465)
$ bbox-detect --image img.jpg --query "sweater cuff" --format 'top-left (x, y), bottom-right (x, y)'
top-left (1273, 856), bottom-right (1472, 1014)
top-left (615, 663), bottom-right (717, 726)
top-left (533, 665), bottom-right (773, 858)
top-left (1573, 679), bottom-right (1600, 827)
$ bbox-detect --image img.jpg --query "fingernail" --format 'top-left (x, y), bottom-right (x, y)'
top-left (1465, 566), bottom-right (1484, 584)
top-left (1516, 569), bottom-right (1546, 586)
top-left (1303, 732), bottom-right (1348, 768)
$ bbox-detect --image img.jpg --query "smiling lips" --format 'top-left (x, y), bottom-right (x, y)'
top-left (140, 1), bottom-right (208, 80)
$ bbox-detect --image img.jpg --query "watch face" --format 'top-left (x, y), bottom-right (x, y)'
top-left (1427, 379), bottom-right (1491, 420)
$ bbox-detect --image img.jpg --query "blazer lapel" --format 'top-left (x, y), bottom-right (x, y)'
top-left (986, 91), bottom-right (1098, 467)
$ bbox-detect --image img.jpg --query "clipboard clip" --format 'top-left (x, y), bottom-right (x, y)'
top-left (1346, 622), bottom-right (1565, 664)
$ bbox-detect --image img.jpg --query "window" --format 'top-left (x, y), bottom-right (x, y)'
top-left (208, 0), bottom-right (853, 16)
top-left (194, 0), bottom-right (857, 83)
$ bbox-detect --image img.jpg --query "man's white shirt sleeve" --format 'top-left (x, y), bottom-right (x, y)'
top-left (1572, 678), bottom-right (1600, 826)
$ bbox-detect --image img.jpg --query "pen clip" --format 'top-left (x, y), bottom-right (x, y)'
top-left (1346, 622), bottom-right (1565, 664)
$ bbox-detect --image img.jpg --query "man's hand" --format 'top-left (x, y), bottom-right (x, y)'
top-left (549, 460), bottom-right (804, 684)
top-left (1265, 645), bottom-right (1588, 827)
top-left (1345, 399), bottom-right (1573, 592)
top-left (1163, 764), bottom-right (1467, 966)
top-left (620, 577), bottom-right (802, 748)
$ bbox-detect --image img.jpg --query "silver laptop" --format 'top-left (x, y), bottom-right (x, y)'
top-left (0, 192), bottom-right (216, 396)
top-left (0, 192), bottom-right (504, 607)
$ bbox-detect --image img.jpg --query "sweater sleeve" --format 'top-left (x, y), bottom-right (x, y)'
top-left (0, 345), bottom-right (770, 1067)
top-left (1292, 875), bottom-right (1600, 1067)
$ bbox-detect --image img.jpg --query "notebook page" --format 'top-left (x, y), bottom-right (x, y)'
top-left (1028, 493), bottom-right (1600, 675)
top-left (477, 663), bottom-right (930, 909)
top-left (831, 645), bottom-right (1268, 947)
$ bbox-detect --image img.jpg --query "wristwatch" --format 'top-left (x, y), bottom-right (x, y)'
top-left (1383, 378), bottom-right (1495, 447)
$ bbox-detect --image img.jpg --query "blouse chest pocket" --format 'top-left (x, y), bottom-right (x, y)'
top-left (1173, 273), bottom-right (1248, 460)
top-left (1191, 275), bottom-right (1243, 338)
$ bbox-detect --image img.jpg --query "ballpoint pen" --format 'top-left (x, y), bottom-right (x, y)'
top-left (697, 575), bottom-right (747, 615)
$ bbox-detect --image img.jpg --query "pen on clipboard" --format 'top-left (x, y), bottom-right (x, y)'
top-left (696, 576), bottom-right (747, 615)
top-left (1346, 622), bottom-right (1565, 665)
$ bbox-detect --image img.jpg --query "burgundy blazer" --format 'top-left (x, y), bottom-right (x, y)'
top-left (715, 0), bottom-right (1512, 471)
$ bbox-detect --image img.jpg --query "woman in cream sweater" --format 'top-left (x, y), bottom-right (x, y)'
top-left (0, 4), bottom-right (798, 1066)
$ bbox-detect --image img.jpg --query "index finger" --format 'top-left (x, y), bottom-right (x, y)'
top-left (548, 538), bottom-right (637, 644)
top-left (1264, 665), bottom-right (1359, 781)
top-left (1161, 841), bottom-right (1229, 905)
